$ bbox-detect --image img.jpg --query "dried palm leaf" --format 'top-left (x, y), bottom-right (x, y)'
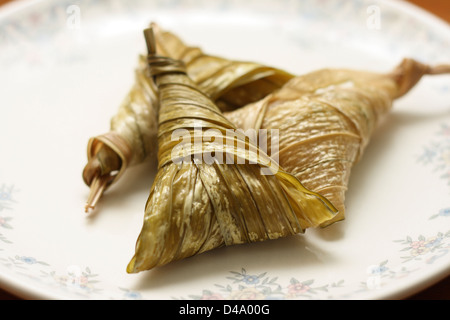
top-left (126, 28), bottom-right (337, 273)
top-left (225, 58), bottom-right (450, 226)
top-left (82, 23), bottom-right (293, 213)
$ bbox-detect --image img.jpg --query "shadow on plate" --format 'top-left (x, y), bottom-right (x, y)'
top-left (130, 232), bottom-right (338, 292)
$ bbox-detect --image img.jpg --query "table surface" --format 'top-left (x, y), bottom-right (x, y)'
top-left (0, 0), bottom-right (449, 300)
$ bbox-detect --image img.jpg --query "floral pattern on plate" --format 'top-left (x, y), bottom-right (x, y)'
top-left (418, 123), bottom-right (450, 186)
top-left (177, 268), bottom-right (344, 300)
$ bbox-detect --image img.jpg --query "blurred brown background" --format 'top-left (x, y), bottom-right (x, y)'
top-left (0, 0), bottom-right (448, 300)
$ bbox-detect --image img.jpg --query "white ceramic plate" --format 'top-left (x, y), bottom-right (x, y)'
top-left (0, 0), bottom-right (449, 300)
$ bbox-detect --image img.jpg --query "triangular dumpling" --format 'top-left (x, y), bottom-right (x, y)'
top-left (127, 28), bottom-right (337, 273)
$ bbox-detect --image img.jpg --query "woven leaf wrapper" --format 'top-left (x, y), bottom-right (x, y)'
top-left (225, 58), bottom-right (450, 226)
top-left (126, 29), bottom-right (337, 273)
top-left (82, 23), bottom-right (293, 212)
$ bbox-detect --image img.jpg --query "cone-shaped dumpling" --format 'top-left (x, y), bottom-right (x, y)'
top-left (225, 58), bottom-right (450, 226)
top-left (82, 23), bottom-right (293, 212)
top-left (126, 29), bottom-right (337, 273)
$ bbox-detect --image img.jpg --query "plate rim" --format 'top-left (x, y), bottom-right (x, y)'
top-left (0, 0), bottom-right (449, 300)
